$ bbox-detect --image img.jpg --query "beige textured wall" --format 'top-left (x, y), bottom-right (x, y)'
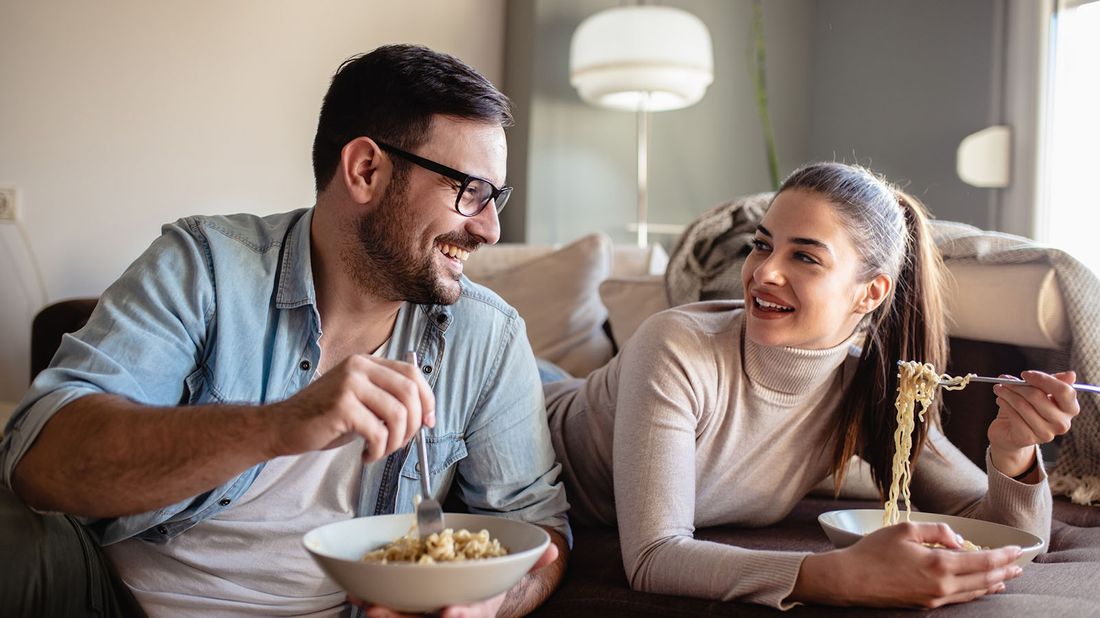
top-left (0, 0), bottom-right (504, 403)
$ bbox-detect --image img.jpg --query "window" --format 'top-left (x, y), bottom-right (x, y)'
top-left (1039, 0), bottom-right (1100, 275)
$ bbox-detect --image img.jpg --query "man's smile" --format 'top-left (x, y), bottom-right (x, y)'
top-left (437, 241), bottom-right (471, 262)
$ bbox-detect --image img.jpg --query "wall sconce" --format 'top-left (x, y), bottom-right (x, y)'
top-left (957, 125), bottom-right (1012, 188)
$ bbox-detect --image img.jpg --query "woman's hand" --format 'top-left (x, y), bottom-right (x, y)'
top-left (987, 370), bottom-right (1079, 479)
top-left (793, 522), bottom-right (1022, 608)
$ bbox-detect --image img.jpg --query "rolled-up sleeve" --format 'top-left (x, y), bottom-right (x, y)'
top-left (1, 218), bottom-right (214, 490)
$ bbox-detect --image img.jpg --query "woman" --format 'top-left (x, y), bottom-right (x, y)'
top-left (545, 162), bottom-right (1080, 609)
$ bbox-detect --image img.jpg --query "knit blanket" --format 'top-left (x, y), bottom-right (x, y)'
top-left (933, 221), bottom-right (1100, 505)
top-left (667, 196), bottom-right (1100, 505)
top-left (665, 193), bottom-right (772, 306)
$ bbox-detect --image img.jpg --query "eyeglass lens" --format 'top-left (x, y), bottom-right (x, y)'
top-left (457, 179), bottom-right (511, 216)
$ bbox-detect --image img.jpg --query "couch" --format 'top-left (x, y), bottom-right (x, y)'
top-left (462, 232), bottom-right (1100, 616)
top-left (18, 231), bottom-right (1100, 615)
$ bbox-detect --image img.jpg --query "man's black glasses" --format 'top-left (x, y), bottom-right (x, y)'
top-left (375, 141), bottom-right (512, 217)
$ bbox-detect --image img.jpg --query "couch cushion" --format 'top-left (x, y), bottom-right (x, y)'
top-left (466, 233), bottom-right (614, 376)
top-left (598, 275), bottom-right (670, 349)
top-left (464, 244), bottom-right (558, 279)
top-left (611, 244), bottom-right (669, 278)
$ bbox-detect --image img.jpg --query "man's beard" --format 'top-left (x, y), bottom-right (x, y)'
top-left (342, 180), bottom-right (476, 306)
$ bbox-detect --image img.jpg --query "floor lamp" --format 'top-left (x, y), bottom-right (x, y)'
top-left (569, 5), bottom-right (713, 247)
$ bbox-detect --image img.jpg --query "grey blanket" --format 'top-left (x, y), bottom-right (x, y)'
top-left (665, 193), bottom-right (771, 306)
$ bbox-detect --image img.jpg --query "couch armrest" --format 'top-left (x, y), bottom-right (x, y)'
top-left (944, 262), bottom-right (1068, 350)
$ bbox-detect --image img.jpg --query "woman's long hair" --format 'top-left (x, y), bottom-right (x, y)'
top-left (775, 163), bottom-right (948, 497)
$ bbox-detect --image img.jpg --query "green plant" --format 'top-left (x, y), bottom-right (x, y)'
top-left (751, 0), bottom-right (780, 190)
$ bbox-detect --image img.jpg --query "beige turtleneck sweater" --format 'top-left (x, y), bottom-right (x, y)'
top-left (545, 300), bottom-right (1051, 609)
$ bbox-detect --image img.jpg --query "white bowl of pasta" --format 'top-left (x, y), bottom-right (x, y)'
top-left (303, 512), bottom-right (551, 613)
top-left (818, 509), bottom-right (1044, 566)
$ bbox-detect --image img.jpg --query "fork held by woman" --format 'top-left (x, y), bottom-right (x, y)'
top-left (962, 374), bottom-right (1100, 395)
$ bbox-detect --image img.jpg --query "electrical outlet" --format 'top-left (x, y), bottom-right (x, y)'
top-left (0, 187), bottom-right (16, 220)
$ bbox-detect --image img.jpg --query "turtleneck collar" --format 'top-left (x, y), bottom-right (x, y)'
top-left (741, 317), bottom-right (862, 397)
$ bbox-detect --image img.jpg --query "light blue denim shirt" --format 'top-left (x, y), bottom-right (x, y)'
top-left (0, 208), bottom-right (570, 546)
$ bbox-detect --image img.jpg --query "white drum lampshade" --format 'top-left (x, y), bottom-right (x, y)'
top-left (569, 6), bottom-right (714, 112)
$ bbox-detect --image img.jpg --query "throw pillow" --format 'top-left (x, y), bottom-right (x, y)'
top-left (599, 275), bottom-right (670, 349)
top-left (470, 233), bottom-right (614, 377)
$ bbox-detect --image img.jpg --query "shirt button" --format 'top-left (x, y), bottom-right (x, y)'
top-left (156, 525), bottom-right (168, 535)
top-left (299, 360), bottom-right (311, 371)
top-left (422, 365), bottom-right (433, 374)
top-left (219, 498), bottom-right (232, 506)
top-left (436, 314), bottom-right (446, 324)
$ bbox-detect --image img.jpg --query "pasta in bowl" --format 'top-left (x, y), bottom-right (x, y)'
top-left (303, 513), bottom-right (550, 613)
top-left (818, 509), bottom-right (1044, 566)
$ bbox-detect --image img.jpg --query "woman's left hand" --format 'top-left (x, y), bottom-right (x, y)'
top-left (987, 370), bottom-right (1080, 477)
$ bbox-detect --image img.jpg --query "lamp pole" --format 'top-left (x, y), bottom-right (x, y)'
top-left (636, 95), bottom-right (650, 248)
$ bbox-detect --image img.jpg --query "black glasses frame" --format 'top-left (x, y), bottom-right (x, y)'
top-left (374, 140), bottom-right (512, 217)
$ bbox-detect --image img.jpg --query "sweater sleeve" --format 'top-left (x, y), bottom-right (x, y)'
top-left (610, 313), bottom-right (809, 609)
top-left (909, 426), bottom-right (1052, 545)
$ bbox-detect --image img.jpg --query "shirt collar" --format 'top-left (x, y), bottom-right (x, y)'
top-left (275, 208), bottom-right (317, 310)
top-left (274, 208), bottom-right (456, 331)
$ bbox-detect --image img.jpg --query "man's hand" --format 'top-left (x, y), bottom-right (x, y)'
top-left (263, 354), bottom-right (435, 463)
top-left (355, 543), bottom-right (560, 618)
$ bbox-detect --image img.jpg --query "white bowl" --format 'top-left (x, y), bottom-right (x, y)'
top-left (303, 513), bottom-right (550, 613)
top-left (818, 509), bottom-right (1044, 565)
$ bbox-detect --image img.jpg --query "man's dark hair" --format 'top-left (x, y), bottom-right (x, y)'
top-left (311, 44), bottom-right (513, 192)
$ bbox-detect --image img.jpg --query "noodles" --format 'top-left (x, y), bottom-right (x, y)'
top-left (885, 361), bottom-right (986, 552)
top-left (884, 361), bottom-right (974, 528)
top-left (362, 527), bottom-right (508, 564)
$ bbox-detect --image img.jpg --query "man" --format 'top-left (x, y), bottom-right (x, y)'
top-left (0, 44), bottom-right (569, 617)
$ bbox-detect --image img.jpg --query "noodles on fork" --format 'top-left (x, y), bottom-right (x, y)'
top-left (884, 361), bottom-right (974, 528)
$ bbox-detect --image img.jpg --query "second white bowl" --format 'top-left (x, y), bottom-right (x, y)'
top-left (818, 508), bottom-right (1044, 566)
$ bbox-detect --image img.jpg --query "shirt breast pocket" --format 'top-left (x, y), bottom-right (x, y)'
top-left (397, 434), bottom-right (468, 507)
top-left (183, 367), bottom-right (227, 405)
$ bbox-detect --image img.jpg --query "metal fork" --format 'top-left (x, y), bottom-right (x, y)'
top-left (948, 374), bottom-right (1100, 395)
top-left (896, 361), bottom-right (1100, 394)
top-left (406, 351), bottom-right (444, 538)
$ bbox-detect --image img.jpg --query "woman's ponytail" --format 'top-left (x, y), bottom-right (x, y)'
top-left (857, 191), bottom-right (947, 494)
top-left (827, 190), bottom-right (948, 496)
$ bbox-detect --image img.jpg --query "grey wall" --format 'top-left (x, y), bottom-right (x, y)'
top-left (804, 0), bottom-right (1000, 227)
top-left (503, 0), bottom-right (1004, 244)
top-left (502, 0), bottom-right (537, 243)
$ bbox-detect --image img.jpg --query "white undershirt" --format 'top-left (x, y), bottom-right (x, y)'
top-left (107, 303), bottom-right (425, 617)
